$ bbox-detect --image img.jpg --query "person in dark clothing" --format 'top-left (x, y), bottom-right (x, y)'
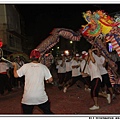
top-left (0, 60), bottom-right (12, 95)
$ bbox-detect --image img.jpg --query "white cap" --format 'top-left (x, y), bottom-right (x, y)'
top-left (75, 54), bottom-right (80, 57)
top-left (82, 51), bottom-right (88, 59)
top-left (82, 51), bottom-right (87, 54)
top-left (61, 54), bottom-right (64, 56)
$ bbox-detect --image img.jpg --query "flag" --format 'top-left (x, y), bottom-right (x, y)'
top-left (114, 34), bottom-right (120, 46)
top-left (106, 34), bottom-right (120, 57)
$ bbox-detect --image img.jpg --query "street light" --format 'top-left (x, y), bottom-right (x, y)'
top-left (70, 41), bottom-right (73, 44)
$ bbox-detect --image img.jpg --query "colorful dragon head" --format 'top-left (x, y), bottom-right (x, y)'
top-left (81, 10), bottom-right (118, 37)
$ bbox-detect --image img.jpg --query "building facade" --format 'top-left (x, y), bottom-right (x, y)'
top-left (0, 4), bottom-right (22, 56)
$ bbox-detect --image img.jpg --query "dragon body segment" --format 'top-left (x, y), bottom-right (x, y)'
top-left (36, 10), bottom-right (120, 79)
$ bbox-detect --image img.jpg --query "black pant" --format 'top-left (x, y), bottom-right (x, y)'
top-left (101, 73), bottom-right (112, 88)
top-left (66, 75), bottom-right (84, 87)
top-left (0, 74), bottom-right (12, 95)
top-left (22, 100), bottom-right (53, 114)
top-left (91, 78), bottom-right (101, 97)
top-left (58, 73), bottom-right (66, 85)
top-left (64, 71), bottom-right (72, 83)
top-left (82, 76), bottom-right (91, 87)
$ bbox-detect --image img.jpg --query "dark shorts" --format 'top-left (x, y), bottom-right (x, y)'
top-left (91, 78), bottom-right (101, 97)
top-left (101, 73), bottom-right (112, 88)
top-left (22, 100), bottom-right (53, 114)
top-left (82, 76), bottom-right (91, 85)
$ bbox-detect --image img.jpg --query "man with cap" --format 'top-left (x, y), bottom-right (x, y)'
top-left (15, 56), bottom-right (25, 88)
top-left (81, 49), bottom-right (102, 110)
top-left (63, 54), bottom-right (72, 87)
top-left (12, 49), bottom-right (53, 114)
top-left (92, 48), bottom-right (114, 104)
top-left (63, 53), bottom-right (83, 93)
top-left (56, 53), bottom-right (66, 90)
top-left (80, 51), bottom-right (91, 91)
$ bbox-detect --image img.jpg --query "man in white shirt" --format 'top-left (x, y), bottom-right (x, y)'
top-left (56, 54), bottom-right (66, 90)
top-left (81, 49), bottom-right (102, 110)
top-left (63, 55), bottom-right (72, 86)
top-left (63, 53), bottom-right (83, 93)
top-left (93, 48), bottom-right (114, 104)
top-left (80, 51), bottom-right (91, 91)
top-left (12, 49), bottom-right (53, 114)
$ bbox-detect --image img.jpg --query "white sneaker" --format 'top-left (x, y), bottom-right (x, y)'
top-left (112, 94), bottom-right (115, 99)
top-left (107, 94), bottom-right (111, 104)
top-left (89, 105), bottom-right (99, 110)
top-left (85, 88), bottom-right (91, 92)
top-left (63, 87), bottom-right (67, 93)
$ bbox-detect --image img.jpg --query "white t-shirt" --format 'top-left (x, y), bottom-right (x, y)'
top-left (80, 59), bottom-right (89, 74)
top-left (65, 59), bottom-right (72, 72)
top-left (56, 60), bottom-right (66, 73)
top-left (17, 62), bottom-right (52, 105)
top-left (0, 62), bottom-right (9, 73)
top-left (87, 60), bottom-right (102, 81)
top-left (93, 53), bottom-right (107, 75)
top-left (71, 60), bottom-right (81, 77)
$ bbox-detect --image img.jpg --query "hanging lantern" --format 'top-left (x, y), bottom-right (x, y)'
top-left (0, 41), bottom-right (3, 48)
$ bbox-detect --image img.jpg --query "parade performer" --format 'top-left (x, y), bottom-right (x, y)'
top-left (63, 53), bottom-right (84, 93)
top-left (12, 49), bottom-right (53, 114)
top-left (56, 54), bottom-right (66, 90)
top-left (81, 49), bottom-right (102, 110)
top-left (92, 48), bottom-right (114, 104)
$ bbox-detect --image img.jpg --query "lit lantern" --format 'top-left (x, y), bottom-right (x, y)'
top-left (0, 41), bottom-right (3, 48)
top-left (64, 50), bottom-right (69, 56)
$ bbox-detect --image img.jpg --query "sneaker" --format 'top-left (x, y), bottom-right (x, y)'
top-left (85, 88), bottom-right (91, 92)
top-left (107, 94), bottom-right (111, 104)
top-left (112, 94), bottom-right (116, 99)
top-left (89, 105), bottom-right (99, 110)
top-left (102, 91), bottom-right (107, 94)
top-left (63, 87), bottom-right (67, 93)
top-left (51, 82), bottom-right (54, 85)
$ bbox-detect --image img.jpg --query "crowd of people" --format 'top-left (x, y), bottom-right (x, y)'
top-left (55, 48), bottom-right (118, 110)
top-left (0, 55), bottom-right (25, 96)
top-left (0, 48), bottom-right (120, 113)
top-left (0, 49), bottom-right (53, 114)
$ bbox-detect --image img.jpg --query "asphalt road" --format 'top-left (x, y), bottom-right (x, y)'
top-left (0, 80), bottom-right (120, 115)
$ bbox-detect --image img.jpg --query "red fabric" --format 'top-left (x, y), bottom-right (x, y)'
top-left (0, 41), bottom-right (3, 48)
top-left (0, 72), bottom-right (7, 74)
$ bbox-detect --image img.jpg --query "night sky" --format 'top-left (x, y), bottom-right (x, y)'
top-left (15, 4), bottom-right (120, 49)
